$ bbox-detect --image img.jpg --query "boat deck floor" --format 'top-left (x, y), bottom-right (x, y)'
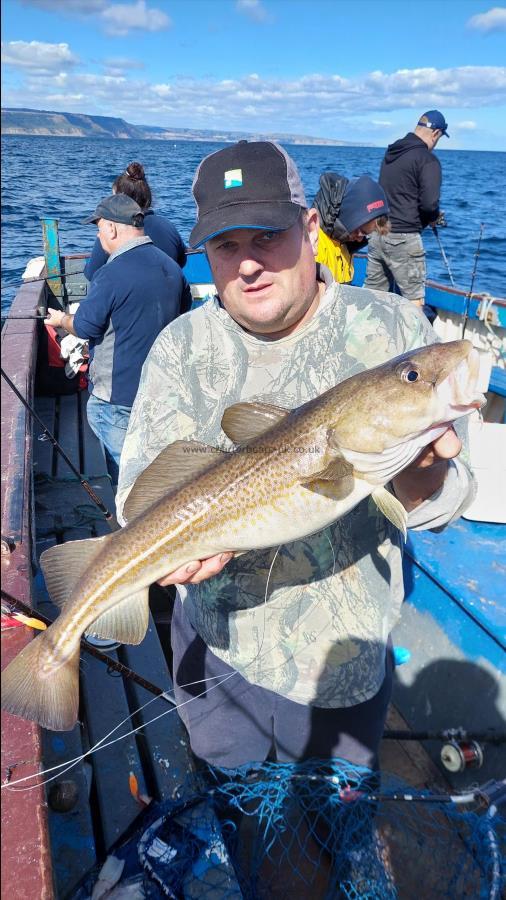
top-left (32, 386), bottom-right (449, 899)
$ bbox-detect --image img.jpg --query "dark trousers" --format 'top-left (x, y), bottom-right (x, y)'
top-left (171, 597), bottom-right (394, 770)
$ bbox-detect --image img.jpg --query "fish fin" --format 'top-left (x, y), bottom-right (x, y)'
top-left (124, 441), bottom-right (228, 522)
top-left (221, 401), bottom-right (290, 444)
top-left (300, 454), bottom-right (353, 483)
top-left (1, 632), bottom-right (80, 731)
top-left (85, 587), bottom-right (150, 645)
top-left (40, 535), bottom-right (111, 610)
top-left (371, 487), bottom-right (408, 538)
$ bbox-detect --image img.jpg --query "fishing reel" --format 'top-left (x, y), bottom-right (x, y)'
top-left (440, 730), bottom-right (484, 774)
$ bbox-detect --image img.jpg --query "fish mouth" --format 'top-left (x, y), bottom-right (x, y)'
top-left (438, 347), bottom-right (486, 414)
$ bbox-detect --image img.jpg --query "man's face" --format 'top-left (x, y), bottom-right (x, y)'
top-left (205, 209), bottom-right (321, 337)
top-left (346, 219), bottom-right (378, 242)
top-left (96, 218), bottom-right (115, 253)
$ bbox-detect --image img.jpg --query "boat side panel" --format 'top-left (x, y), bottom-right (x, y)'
top-left (1, 281), bottom-right (53, 899)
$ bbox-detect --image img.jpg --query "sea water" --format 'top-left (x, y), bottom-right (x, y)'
top-left (1, 135), bottom-right (505, 314)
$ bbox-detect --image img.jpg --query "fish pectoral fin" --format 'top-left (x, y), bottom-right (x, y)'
top-left (221, 401), bottom-right (290, 444)
top-left (40, 535), bottom-right (111, 610)
top-left (371, 487), bottom-right (408, 538)
top-left (300, 454), bottom-right (353, 483)
top-left (124, 441), bottom-right (229, 522)
top-left (85, 587), bottom-right (150, 645)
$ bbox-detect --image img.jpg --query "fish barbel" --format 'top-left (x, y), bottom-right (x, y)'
top-left (1, 340), bottom-right (484, 731)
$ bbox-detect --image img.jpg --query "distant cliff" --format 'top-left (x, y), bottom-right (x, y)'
top-left (1, 107), bottom-right (370, 146)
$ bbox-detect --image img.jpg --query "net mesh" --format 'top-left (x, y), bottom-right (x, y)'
top-left (74, 759), bottom-right (505, 900)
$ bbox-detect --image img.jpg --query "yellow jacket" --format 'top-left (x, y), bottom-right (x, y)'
top-left (315, 228), bottom-right (354, 283)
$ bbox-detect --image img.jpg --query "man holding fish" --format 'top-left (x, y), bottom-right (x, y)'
top-left (111, 141), bottom-right (476, 771)
top-left (2, 141), bottom-right (481, 766)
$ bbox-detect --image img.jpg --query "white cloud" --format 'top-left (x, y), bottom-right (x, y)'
top-left (467, 7), bottom-right (506, 32)
top-left (236, 0), bottom-right (271, 23)
top-left (1, 40), bottom-right (79, 73)
top-left (101, 0), bottom-right (171, 36)
top-left (102, 56), bottom-right (145, 75)
top-left (455, 120), bottom-right (478, 130)
top-left (19, 0), bottom-right (171, 35)
top-left (3, 64), bottom-right (505, 141)
top-left (21, 0), bottom-right (105, 9)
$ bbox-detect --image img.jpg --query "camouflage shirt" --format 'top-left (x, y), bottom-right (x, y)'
top-left (116, 269), bottom-right (473, 707)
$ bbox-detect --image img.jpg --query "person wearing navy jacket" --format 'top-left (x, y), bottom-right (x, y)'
top-left (46, 193), bottom-right (192, 483)
top-left (84, 161), bottom-right (187, 281)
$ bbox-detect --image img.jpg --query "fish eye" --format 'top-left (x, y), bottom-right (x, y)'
top-left (401, 367), bottom-right (420, 383)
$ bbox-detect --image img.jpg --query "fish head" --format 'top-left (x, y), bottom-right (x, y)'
top-left (331, 340), bottom-right (485, 457)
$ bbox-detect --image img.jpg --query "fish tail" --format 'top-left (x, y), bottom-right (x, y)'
top-left (1, 631), bottom-right (80, 731)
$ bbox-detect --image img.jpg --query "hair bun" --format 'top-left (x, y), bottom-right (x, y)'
top-left (125, 162), bottom-right (145, 181)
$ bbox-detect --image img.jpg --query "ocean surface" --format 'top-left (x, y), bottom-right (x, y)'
top-left (1, 135), bottom-right (505, 314)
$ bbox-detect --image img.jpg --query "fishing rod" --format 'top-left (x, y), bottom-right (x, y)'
top-left (1, 589), bottom-right (176, 705)
top-left (431, 224), bottom-right (455, 287)
top-left (2, 314), bottom-right (49, 320)
top-left (462, 223), bottom-right (485, 338)
top-left (0, 367), bottom-right (117, 531)
top-left (1, 270), bottom-right (87, 289)
top-left (383, 728), bottom-right (506, 745)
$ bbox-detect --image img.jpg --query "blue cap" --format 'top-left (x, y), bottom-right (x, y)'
top-left (417, 110), bottom-right (449, 138)
top-left (338, 176), bottom-right (389, 235)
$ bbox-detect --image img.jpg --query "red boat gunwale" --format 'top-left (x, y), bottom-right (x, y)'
top-left (1, 278), bottom-right (54, 899)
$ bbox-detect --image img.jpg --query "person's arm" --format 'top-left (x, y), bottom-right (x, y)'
top-left (418, 156), bottom-right (442, 229)
top-left (48, 270), bottom-right (114, 340)
top-left (177, 235), bottom-right (188, 270)
top-left (84, 237), bottom-right (109, 282)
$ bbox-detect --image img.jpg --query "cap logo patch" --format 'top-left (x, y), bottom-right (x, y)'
top-left (367, 200), bottom-right (385, 212)
top-left (224, 169), bottom-right (243, 189)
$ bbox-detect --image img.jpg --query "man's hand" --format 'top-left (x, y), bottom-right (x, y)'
top-left (46, 308), bottom-right (77, 335)
top-left (432, 212), bottom-right (447, 228)
top-left (157, 552), bottom-right (234, 587)
top-left (392, 427), bottom-right (461, 512)
top-left (45, 308), bottom-right (66, 328)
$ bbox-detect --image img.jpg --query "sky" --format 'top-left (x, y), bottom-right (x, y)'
top-left (1, 0), bottom-right (506, 150)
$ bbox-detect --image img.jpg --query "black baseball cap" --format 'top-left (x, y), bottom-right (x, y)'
top-left (417, 110), bottom-right (449, 137)
top-left (82, 193), bottom-right (144, 226)
top-left (189, 140), bottom-right (307, 248)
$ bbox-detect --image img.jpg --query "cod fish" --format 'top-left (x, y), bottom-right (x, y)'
top-left (1, 340), bottom-right (484, 731)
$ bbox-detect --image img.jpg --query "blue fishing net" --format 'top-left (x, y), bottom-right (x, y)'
top-left (72, 759), bottom-right (505, 899)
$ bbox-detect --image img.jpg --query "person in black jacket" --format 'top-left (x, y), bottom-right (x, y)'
top-left (84, 161), bottom-right (187, 281)
top-left (365, 110), bottom-right (449, 306)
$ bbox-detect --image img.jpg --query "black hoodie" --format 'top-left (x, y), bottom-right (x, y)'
top-left (379, 132), bottom-right (441, 233)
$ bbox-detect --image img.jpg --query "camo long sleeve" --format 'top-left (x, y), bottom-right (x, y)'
top-left (116, 273), bottom-right (474, 708)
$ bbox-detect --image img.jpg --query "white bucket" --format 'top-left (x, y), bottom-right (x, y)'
top-left (463, 417), bottom-right (506, 524)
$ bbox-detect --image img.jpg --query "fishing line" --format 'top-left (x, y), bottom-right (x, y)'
top-left (431, 225), bottom-right (456, 288)
top-left (0, 368), bottom-right (117, 530)
top-left (462, 223), bottom-right (485, 339)
top-left (2, 671), bottom-right (238, 792)
top-left (4, 534), bottom-right (337, 792)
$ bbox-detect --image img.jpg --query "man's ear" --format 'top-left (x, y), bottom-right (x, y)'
top-left (306, 207), bottom-right (320, 253)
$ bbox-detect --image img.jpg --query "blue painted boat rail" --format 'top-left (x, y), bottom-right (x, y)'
top-left (184, 249), bottom-right (506, 326)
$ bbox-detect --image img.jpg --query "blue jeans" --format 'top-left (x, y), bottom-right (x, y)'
top-left (86, 394), bottom-right (132, 484)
